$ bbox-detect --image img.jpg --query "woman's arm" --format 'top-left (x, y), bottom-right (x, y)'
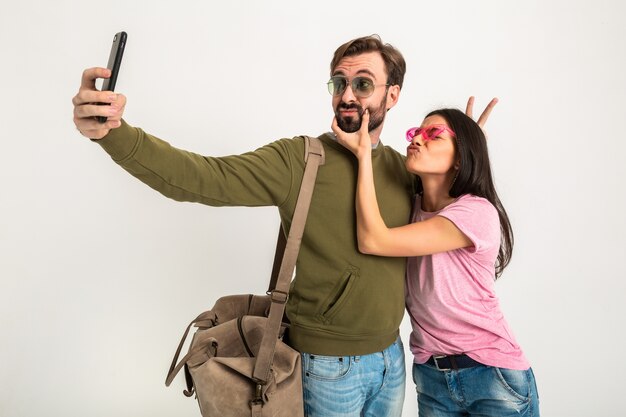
top-left (332, 111), bottom-right (472, 257)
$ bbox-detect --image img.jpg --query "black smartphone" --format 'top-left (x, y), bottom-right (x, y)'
top-left (97, 31), bottom-right (127, 123)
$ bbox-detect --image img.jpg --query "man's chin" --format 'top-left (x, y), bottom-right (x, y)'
top-left (337, 117), bottom-right (361, 133)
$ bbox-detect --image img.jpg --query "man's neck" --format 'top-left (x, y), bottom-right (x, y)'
top-left (329, 132), bottom-right (381, 148)
top-left (369, 125), bottom-right (383, 147)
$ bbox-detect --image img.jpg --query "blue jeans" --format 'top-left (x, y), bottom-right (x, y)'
top-left (412, 362), bottom-right (540, 417)
top-left (301, 338), bottom-right (405, 417)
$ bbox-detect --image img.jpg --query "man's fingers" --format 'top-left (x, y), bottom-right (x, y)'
top-left (107, 94), bottom-right (126, 121)
top-left (73, 89), bottom-right (118, 107)
top-left (74, 93), bottom-right (125, 119)
top-left (476, 97), bottom-right (498, 128)
top-left (74, 94), bottom-right (125, 137)
top-left (75, 119), bottom-right (118, 133)
top-left (81, 67), bottom-right (111, 90)
top-left (75, 119), bottom-right (120, 140)
top-left (74, 102), bottom-right (117, 119)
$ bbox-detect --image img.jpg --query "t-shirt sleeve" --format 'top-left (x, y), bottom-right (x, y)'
top-left (436, 195), bottom-right (500, 257)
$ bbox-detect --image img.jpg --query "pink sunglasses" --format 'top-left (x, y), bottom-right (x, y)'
top-left (406, 125), bottom-right (456, 142)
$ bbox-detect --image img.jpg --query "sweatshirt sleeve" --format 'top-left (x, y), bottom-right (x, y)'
top-left (95, 120), bottom-right (298, 207)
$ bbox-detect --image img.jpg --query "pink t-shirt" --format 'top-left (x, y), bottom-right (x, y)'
top-left (405, 194), bottom-right (529, 370)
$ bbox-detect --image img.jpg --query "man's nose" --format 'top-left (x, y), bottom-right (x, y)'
top-left (341, 83), bottom-right (357, 102)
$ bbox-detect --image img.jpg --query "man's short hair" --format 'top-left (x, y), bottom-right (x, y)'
top-left (330, 34), bottom-right (406, 89)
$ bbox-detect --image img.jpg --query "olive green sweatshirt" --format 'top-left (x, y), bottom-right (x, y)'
top-left (98, 120), bottom-right (415, 355)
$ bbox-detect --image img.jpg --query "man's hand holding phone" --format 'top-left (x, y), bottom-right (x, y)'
top-left (72, 67), bottom-right (126, 140)
top-left (73, 31), bottom-right (127, 140)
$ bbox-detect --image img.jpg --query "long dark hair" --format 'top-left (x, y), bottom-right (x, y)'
top-left (416, 108), bottom-right (513, 278)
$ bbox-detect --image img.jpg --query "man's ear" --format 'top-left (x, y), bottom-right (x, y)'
top-left (386, 84), bottom-right (401, 111)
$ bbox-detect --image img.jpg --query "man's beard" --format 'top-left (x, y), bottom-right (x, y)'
top-left (335, 95), bottom-right (387, 133)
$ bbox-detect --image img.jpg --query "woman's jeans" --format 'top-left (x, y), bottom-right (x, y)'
top-left (301, 337), bottom-right (405, 417)
top-left (412, 362), bottom-right (540, 416)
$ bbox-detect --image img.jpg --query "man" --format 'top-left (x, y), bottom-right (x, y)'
top-left (72, 35), bottom-right (494, 416)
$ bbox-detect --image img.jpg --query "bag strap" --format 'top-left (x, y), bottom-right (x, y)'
top-left (267, 229), bottom-right (286, 293)
top-left (267, 136), bottom-right (324, 292)
top-left (165, 310), bottom-right (217, 389)
top-left (252, 136), bottom-right (325, 385)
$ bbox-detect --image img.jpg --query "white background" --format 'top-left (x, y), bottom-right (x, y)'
top-left (1, 1), bottom-right (625, 416)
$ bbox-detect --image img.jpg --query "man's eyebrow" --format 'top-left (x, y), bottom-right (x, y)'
top-left (355, 69), bottom-right (376, 79)
top-left (331, 69), bottom-right (377, 79)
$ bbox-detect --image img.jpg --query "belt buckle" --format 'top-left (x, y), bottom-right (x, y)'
top-left (433, 355), bottom-right (450, 371)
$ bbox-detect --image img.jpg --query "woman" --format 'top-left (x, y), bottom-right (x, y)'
top-left (332, 107), bottom-right (540, 416)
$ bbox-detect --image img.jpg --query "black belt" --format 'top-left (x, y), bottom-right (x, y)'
top-left (425, 354), bottom-right (482, 371)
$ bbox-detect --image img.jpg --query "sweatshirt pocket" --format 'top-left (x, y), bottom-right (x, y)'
top-left (317, 266), bottom-right (359, 324)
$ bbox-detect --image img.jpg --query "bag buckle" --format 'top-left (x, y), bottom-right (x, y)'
top-left (267, 290), bottom-right (289, 304)
top-left (250, 383), bottom-right (264, 406)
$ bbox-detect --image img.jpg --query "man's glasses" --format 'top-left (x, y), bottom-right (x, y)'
top-left (406, 125), bottom-right (456, 142)
top-left (327, 76), bottom-right (389, 98)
